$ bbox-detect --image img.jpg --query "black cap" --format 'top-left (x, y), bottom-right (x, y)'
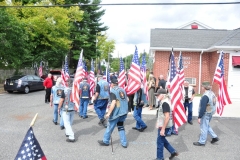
top-left (154, 89), bottom-right (167, 96)
top-left (111, 78), bottom-right (118, 84)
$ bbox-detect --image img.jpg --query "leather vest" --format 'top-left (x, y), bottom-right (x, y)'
top-left (97, 79), bottom-right (109, 99)
top-left (199, 90), bottom-right (217, 115)
top-left (108, 86), bottom-right (128, 121)
top-left (62, 87), bottom-right (75, 111)
top-left (182, 86), bottom-right (194, 102)
top-left (80, 81), bottom-right (90, 98)
top-left (156, 96), bottom-right (173, 128)
top-left (52, 85), bottom-right (64, 104)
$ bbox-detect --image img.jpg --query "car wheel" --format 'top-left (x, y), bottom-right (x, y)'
top-left (7, 91), bottom-right (13, 93)
top-left (24, 86), bottom-right (30, 94)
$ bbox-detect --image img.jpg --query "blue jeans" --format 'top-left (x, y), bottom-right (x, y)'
top-left (157, 128), bottom-right (176, 159)
top-left (133, 106), bottom-right (147, 129)
top-left (94, 99), bottom-right (108, 120)
top-left (184, 101), bottom-right (193, 122)
top-left (62, 111), bottom-right (75, 140)
top-left (53, 104), bottom-right (64, 126)
top-left (103, 115), bottom-right (127, 147)
top-left (79, 98), bottom-right (89, 117)
top-left (198, 113), bottom-right (217, 144)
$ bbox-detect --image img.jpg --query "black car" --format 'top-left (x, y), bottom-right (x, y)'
top-left (4, 75), bottom-right (44, 94)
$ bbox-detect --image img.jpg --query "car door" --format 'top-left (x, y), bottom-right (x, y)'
top-left (33, 75), bottom-right (44, 90)
top-left (27, 75), bottom-right (35, 90)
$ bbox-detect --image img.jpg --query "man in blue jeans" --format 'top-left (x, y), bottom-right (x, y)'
top-left (182, 81), bottom-right (195, 125)
top-left (154, 89), bottom-right (179, 160)
top-left (79, 78), bottom-right (90, 119)
top-left (193, 82), bottom-right (219, 146)
top-left (132, 87), bottom-right (147, 132)
top-left (98, 79), bottom-right (128, 148)
top-left (92, 75), bottom-right (109, 128)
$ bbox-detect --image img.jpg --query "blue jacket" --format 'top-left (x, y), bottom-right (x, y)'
top-left (109, 86), bottom-right (128, 121)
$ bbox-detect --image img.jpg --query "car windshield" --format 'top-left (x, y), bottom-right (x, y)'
top-left (9, 75), bottom-right (24, 79)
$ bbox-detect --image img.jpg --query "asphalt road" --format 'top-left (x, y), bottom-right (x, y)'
top-left (0, 90), bottom-right (240, 160)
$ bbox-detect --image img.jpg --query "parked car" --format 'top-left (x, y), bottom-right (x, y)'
top-left (4, 75), bottom-right (44, 94)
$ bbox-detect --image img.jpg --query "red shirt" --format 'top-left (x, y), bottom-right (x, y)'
top-left (43, 77), bottom-right (53, 88)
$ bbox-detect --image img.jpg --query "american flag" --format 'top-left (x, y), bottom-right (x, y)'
top-left (83, 61), bottom-right (88, 78)
top-left (38, 61), bottom-right (43, 77)
top-left (61, 56), bottom-right (70, 87)
top-left (169, 51), bottom-right (187, 129)
top-left (178, 51), bottom-right (184, 86)
top-left (125, 46), bottom-right (141, 95)
top-left (118, 57), bottom-right (126, 89)
top-left (71, 50), bottom-right (85, 111)
top-left (15, 127), bottom-right (47, 160)
top-left (140, 53), bottom-right (149, 100)
top-left (106, 66), bottom-right (111, 85)
top-left (213, 51), bottom-right (232, 116)
top-left (89, 59), bottom-right (95, 98)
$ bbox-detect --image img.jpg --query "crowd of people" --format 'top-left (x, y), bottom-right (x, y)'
top-left (43, 71), bottom-right (219, 160)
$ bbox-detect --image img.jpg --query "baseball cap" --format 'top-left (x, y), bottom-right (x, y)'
top-left (111, 78), bottom-right (118, 84)
top-left (202, 81), bottom-right (211, 90)
top-left (154, 88), bottom-right (167, 96)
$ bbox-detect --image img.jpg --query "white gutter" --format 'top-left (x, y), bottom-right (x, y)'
top-left (198, 50), bottom-right (204, 94)
top-left (150, 46), bottom-right (240, 52)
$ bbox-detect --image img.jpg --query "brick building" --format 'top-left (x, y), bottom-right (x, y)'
top-left (149, 20), bottom-right (240, 100)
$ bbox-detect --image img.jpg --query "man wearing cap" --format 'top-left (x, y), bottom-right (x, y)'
top-left (79, 77), bottom-right (90, 119)
top-left (182, 80), bottom-right (195, 125)
top-left (193, 82), bottom-right (219, 146)
top-left (98, 79), bottom-right (128, 148)
top-left (155, 89), bottom-right (179, 160)
top-left (92, 75), bottom-right (109, 128)
top-left (58, 79), bottom-right (75, 142)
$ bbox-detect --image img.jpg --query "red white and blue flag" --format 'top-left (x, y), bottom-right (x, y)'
top-left (213, 51), bottom-right (232, 116)
top-left (140, 53), bottom-right (149, 100)
top-left (118, 57), bottom-right (126, 89)
top-left (15, 127), bottom-right (47, 160)
top-left (89, 59), bottom-right (95, 98)
top-left (61, 56), bottom-right (70, 87)
top-left (169, 51), bottom-right (187, 129)
top-left (177, 51), bottom-right (184, 86)
top-left (125, 46), bottom-right (141, 95)
top-left (72, 50), bottom-right (85, 111)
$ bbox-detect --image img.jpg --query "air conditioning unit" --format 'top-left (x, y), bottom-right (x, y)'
top-left (185, 77), bottom-right (196, 86)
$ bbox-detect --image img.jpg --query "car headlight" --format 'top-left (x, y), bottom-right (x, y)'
top-left (17, 79), bottom-right (22, 87)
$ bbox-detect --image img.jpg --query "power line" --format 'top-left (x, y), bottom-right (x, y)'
top-left (1, 2), bottom-right (240, 8)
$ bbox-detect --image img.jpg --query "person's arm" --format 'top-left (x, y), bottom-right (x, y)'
top-left (190, 88), bottom-right (195, 101)
top-left (50, 88), bottom-right (53, 107)
top-left (105, 93), bottom-right (116, 118)
top-left (58, 91), bottom-right (65, 114)
top-left (198, 95), bottom-right (208, 123)
top-left (160, 102), bottom-right (170, 136)
top-left (92, 84), bottom-right (100, 101)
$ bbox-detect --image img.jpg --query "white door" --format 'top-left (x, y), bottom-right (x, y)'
top-left (228, 65), bottom-right (240, 100)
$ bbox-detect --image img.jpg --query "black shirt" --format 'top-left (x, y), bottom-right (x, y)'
top-left (158, 79), bottom-right (166, 89)
top-left (110, 92), bottom-right (117, 102)
top-left (61, 91), bottom-right (65, 99)
top-left (198, 95), bottom-right (208, 118)
top-left (96, 84), bottom-right (100, 93)
top-left (162, 102), bottom-right (170, 113)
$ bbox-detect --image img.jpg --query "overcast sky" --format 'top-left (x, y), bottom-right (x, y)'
top-left (100, 0), bottom-right (240, 58)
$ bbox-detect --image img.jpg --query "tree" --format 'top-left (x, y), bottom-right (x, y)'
top-left (67, 0), bottom-right (109, 68)
top-left (0, 7), bottom-right (29, 73)
top-left (6, 1), bottom-right (83, 68)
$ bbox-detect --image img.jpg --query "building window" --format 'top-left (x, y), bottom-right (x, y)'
top-left (185, 77), bottom-right (196, 86)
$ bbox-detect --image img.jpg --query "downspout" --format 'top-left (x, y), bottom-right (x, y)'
top-left (198, 50), bottom-right (204, 94)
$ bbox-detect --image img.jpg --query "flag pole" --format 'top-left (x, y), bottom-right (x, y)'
top-left (30, 113), bottom-right (38, 127)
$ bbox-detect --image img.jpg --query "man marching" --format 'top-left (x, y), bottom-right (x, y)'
top-left (92, 75), bottom-right (109, 128)
top-left (58, 79), bottom-right (75, 142)
top-left (79, 78), bottom-right (90, 119)
top-left (98, 79), bottom-right (128, 148)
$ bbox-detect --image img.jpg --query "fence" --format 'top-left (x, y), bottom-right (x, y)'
top-left (0, 69), bottom-right (36, 83)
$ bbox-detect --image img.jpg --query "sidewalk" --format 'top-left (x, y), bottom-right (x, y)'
top-left (87, 97), bottom-right (240, 118)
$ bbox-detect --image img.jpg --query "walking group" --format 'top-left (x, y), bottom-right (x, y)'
top-left (43, 72), bottom-right (220, 160)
